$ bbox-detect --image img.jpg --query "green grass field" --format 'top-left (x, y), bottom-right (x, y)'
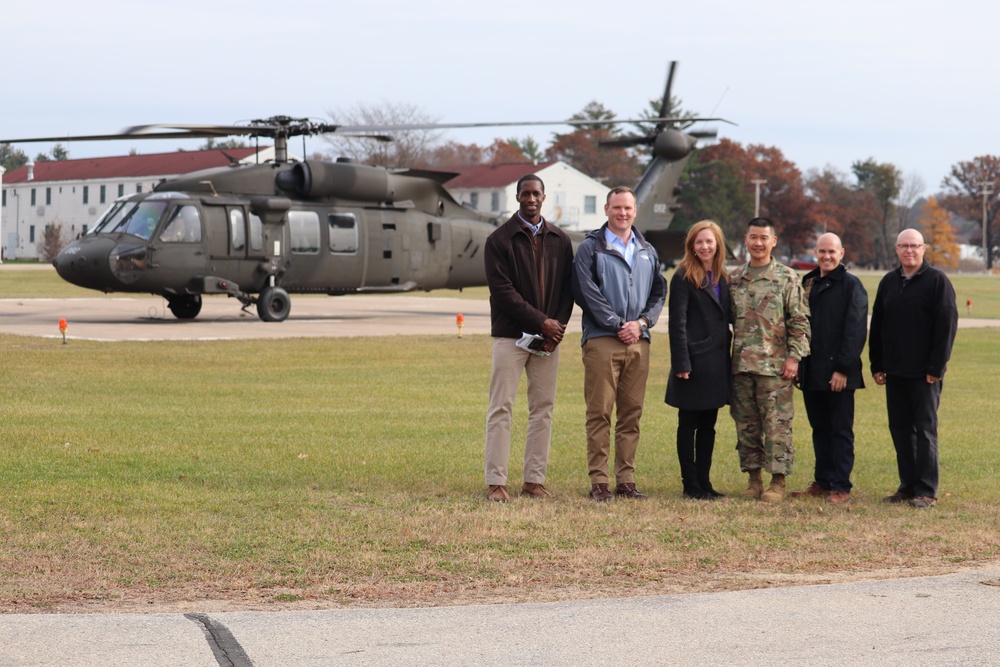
top-left (1, 309), bottom-right (998, 611)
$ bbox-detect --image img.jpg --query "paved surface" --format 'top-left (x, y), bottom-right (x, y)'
top-left (0, 294), bottom-right (505, 341)
top-left (1, 293), bottom-right (996, 343)
top-left (2, 570), bottom-right (999, 666)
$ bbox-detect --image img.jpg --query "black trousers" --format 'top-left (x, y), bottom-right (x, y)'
top-left (885, 376), bottom-right (943, 498)
top-left (802, 389), bottom-right (855, 492)
top-left (676, 408), bottom-right (719, 492)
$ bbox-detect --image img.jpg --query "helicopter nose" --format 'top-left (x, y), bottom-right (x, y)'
top-left (53, 236), bottom-right (120, 291)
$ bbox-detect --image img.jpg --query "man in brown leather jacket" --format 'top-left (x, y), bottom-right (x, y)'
top-left (483, 174), bottom-right (574, 502)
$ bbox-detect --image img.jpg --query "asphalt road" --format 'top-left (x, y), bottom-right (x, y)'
top-left (2, 569), bottom-right (999, 666)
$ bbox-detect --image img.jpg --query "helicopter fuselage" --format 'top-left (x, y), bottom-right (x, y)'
top-left (53, 160), bottom-right (496, 321)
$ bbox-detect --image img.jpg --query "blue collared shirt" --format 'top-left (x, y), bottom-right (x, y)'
top-left (603, 226), bottom-right (636, 268)
top-left (517, 211), bottom-right (544, 236)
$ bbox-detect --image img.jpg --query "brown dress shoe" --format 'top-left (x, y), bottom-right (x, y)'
top-left (487, 485), bottom-right (510, 503)
top-left (791, 481), bottom-right (829, 498)
top-left (827, 490), bottom-right (851, 505)
top-left (521, 482), bottom-right (551, 498)
top-left (615, 482), bottom-right (647, 499)
top-left (590, 483), bottom-right (613, 501)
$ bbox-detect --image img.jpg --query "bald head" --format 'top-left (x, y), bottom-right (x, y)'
top-left (815, 233), bottom-right (845, 277)
top-left (895, 228), bottom-right (926, 276)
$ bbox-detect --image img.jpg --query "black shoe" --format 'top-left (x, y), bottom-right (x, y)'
top-left (701, 484), bottom-right (725, 498)
top-left (682, 484), bottom-right (714, 500)
top-left (615, 482), bottom-right (647, 499)
top-left (882, 492), bottom-right (915, 504)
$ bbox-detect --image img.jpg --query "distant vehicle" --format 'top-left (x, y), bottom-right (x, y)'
top-left (789, 256), bottom-right (819, 271)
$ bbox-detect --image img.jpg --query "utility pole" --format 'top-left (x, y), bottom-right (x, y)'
top-left (979, 181), bottom-right (993, 273)
top-left (751, 179), bottom-right (767, 217)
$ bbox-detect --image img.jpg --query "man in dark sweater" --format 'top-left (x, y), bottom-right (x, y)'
top-left (793, 233), bottom-right (868, 505)
top-left (483, 174), bottom-right (574, 502)
top-left (870, 228), bottom-right (958, 509)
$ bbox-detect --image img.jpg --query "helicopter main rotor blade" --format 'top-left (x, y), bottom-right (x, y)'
top-left (330, 117), bottom-right (733, 133)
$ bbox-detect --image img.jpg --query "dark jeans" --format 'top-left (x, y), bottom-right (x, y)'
top-left (802, 389), bottom-right (855, 492)
top-left (676, 408), bottom-right (719, 492)
top-left (885, 376), bottom-right (943, 498)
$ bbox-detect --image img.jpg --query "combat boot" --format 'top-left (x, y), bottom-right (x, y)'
top-left (761, 473), bottom-right (786, 503)
top-left (741, 469), bottom-right (764, 499)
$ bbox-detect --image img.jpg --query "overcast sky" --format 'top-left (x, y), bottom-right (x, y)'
top-left (5, 0), bottom-right (997, 197)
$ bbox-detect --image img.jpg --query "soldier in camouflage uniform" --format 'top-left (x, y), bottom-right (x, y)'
top-left (729, 217), bottom-right (811, 502)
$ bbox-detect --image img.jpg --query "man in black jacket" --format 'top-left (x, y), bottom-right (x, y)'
top-left (792, 233), bottom-right (868, 505)
top-left (483, 174), bottom-right (575, 502)
top-left (870, 228), bottom-right (958, 509)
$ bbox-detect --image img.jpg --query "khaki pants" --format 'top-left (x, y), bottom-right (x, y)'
top-left (582, 335), bottom-right (650, 485)
top-left (484, 338), bottom-right (561, 486)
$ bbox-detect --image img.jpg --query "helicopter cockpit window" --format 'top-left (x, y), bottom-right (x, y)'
top-left (159, 205), bottom-right (202, 243)
top-left (328, 213), bottom-right (358, 254)
top-left (229, 209), bottom-right (246, 252)
top-left (289, 211), bottom-right (320, 255)
top-left (93, 200), bottom-right (138, 234)
top-left (115, 200), bottom-right (168, 241)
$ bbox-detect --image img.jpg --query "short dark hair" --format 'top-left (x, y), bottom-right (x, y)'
top-left (746, 216), bottom-right (777, 234)
top-left (606, 185), bottom-right (635, 204)
top-left (516, 174), bottom-right (544, 195)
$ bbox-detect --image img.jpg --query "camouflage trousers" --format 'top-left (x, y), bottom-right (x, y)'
top-left (730, 373), bottom-right (795, 475)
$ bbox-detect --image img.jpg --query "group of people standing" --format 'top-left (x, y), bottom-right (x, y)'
top-left (483, 174), bottom-right (958, 509)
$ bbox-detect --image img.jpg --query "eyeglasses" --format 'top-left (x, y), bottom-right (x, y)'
top-left (896, 243), bottom-right (924, 250)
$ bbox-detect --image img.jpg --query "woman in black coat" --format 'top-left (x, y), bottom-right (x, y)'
top-left (665, 220), bottom-right (732, 499)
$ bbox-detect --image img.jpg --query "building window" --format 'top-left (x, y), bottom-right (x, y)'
top-left (136, 184), bottom-right (143, 193)
top-left (30, 226), bottom-right (35, 243)
top-left (469, 192), bottom-right (479, 210)
top-left (46, 188), bottom-right (52, 205)
top-left (83, 186), bottom-right (89, 204)
top-left (584, 195), bottom-right (597, 215)
top-left (100, 185), bottom-right (106, 204)
top-left (491, 192), bottom-right (500, 212)
top-left (328, 213), bottom-right (358, 254)
top-left (118, 184), bottom-right (124, 197)
top-left (31, 189), bottom-right (36, 206)
top-left (2, 190), bottom-right (5, 207)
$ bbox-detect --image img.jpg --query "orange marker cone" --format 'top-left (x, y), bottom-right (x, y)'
top-left (456, 313), bottom-right (464, 338)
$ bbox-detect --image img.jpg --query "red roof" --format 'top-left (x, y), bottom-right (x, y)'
top-left (445, 161), bottom-right (556, 189)
top-left (2, 148), bottom-right (266, 184)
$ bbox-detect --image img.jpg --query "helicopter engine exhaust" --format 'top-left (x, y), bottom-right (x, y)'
top-left (276, 160), bottom-right (390, 202)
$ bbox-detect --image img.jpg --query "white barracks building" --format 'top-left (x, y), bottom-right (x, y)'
top-left (0, 147), bottom-right (281, 261)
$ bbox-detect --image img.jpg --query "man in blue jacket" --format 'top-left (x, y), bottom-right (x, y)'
top-left (572, 186), bottom-right (666, 501)
top-left (792, 233), bottom-right (868, 505)
top-left (870, 228), bottom-right (958, 509)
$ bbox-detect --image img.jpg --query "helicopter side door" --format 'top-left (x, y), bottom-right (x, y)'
top-left (201, 201), bottom-right (262, 287)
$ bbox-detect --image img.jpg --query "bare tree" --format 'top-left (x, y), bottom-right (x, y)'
top-left (39, 221), bottom-right (68, 262)
top-left (895, 171), bottom-right (926, 232)
top-left (324, 102), bottom-right (442, 168)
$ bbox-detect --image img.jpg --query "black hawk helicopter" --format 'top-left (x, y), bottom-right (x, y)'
top-left (2, 62), bottom-right (729, 322)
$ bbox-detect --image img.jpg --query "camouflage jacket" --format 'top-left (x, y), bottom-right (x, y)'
top-left (729, 258), bottom-right (811, 376)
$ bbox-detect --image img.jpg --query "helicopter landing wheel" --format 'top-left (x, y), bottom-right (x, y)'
top-left (166, 294), bottom-right (202, 320)
top-left (257, 286), bottom-right (291, 322)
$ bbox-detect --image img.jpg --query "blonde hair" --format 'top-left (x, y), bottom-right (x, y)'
top-left (679, 220), bottom-right (727, 288)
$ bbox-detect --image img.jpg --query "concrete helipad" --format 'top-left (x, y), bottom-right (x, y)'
top-left (0, 294), bottom-right (504, 341)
